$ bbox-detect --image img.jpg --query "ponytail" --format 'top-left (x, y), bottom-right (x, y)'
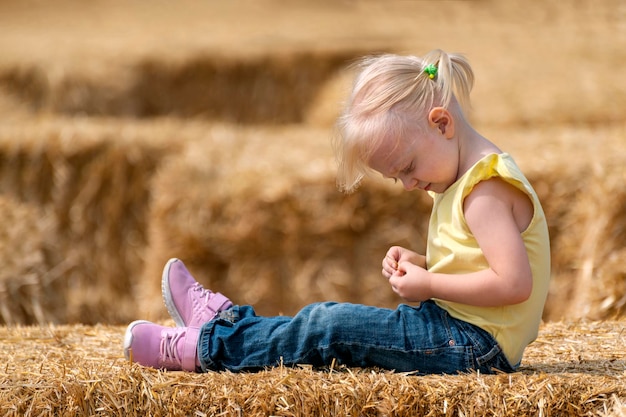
top-left (422, 49), bottom-right (474, 115)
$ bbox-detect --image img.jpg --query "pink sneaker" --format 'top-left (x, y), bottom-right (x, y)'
top-left (161, 258), bottom-right (233, 328)
top-left (123, 320), bottom-right (200, 371)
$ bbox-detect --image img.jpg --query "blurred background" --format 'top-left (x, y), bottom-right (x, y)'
top-left (0, 0), bottom-right (624, 325)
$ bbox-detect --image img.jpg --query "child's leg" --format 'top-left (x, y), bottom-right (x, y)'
top-left (197, 300), bottom-right (514, 374)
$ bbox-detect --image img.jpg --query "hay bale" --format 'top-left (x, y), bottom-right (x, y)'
top-left (143, 122), bottom-right (626, 322)
top-left (0, 49), bottom-right (362, 123)
top-left (0, 0), bottom-right (624, 327)
top-left (3, 0), bottom-right (626, 129)
top-left (0, 320), bottom-right (623, 416)
top-left (0, 118), bottom-right (183, 324)
top-left (0, 119), bottom-right (624, 326)
top-left (141, 124), bottom-right (432, 320)
top-left (484, 125), bottom-right (626, 321)
top-left (132, 51), bottom-right (361, 123)
top-left (548, 160), bottom-right (626, 320)
top-left (0, 196), bottom-right (58, 324)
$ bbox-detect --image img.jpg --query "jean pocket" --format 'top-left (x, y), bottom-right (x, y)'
top-left (411, 345), bottom-right (474, 374)
top-left (475, 344), bottom-right (517, 373)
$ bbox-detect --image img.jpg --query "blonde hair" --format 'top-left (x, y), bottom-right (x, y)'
top-left (333, 49), bottom-right (474, 193)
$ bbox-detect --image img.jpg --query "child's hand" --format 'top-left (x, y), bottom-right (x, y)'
top-left (382, 254), bottom-right (400, 279)
top-left (388, 261), bottom-right (433, 302)
top-left (381, 246), bottom-right (426, 279)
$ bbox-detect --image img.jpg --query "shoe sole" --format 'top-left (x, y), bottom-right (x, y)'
top-left (162, 258), bottom-right (185, 327)
top-left (124, 320), bottom-right (151, 361)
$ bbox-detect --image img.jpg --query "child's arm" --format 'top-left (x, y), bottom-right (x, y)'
top-left (389, 178), bottom-right (534, 307)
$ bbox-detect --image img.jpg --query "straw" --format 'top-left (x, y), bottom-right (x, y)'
top-left (0, 320), bottom-right (623, 416)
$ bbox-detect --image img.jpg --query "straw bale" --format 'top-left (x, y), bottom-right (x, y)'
top-left (2, 0), bottom-right (626, 128)
top-left (0, 320), bottom-right (623, 416)
top-left (484, 125), bottom-right (626, 321)
top-left (0, 118), bottom-right (186, 324)
top-left (142, 122), bottom-right (626, 322)
top-left (0, 120), bottom-right (624, 326)
top-left (0, 196), bottom-right (57, 325)
top-left (549, 163), bottom-right (626, 320)
top-left (142, 124), bottom-right (433, 320)
top-left (132, 51), bottom-right (361, 123)
top-left (0, 48), bottom-right (361, 124)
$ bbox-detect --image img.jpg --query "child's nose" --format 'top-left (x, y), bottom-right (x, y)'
top-left (400, 176), bottom-right (417, 191)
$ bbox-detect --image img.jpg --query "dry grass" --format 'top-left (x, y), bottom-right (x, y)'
top-left (0, 320), bottom-right (624, 416)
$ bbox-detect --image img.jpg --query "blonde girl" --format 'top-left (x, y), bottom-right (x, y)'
top-left (124, 49), bottom-right (550, 374)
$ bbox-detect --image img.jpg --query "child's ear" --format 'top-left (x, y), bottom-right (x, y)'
top-left (428, 107), bottom-right (455, 138)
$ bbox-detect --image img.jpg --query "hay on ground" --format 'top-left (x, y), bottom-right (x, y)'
top-left (0, 320), bottom-right (623, 416)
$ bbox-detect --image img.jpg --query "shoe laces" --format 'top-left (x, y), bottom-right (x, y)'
top-left (160, 330), bottom-right (183, 367)
top-left (191, 282), bottom-right (213, 303)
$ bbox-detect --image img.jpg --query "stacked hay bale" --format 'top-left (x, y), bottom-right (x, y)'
top-left (0, 45), bottom-right (364, 324)
top-left (141, 121), bottom-right (626, 322)
top-left (0, 196), bottom-right (56, 324)
top-left (0, 118), bottom-right (182, 324)
top-left (481, 125), bottom-right (626, 321)
top-left (548, 149), bottom-right (626, 320)
top-left (1, 103), bottom-right (625, 326)
top-left (141, 124), bottom-right (433, 319)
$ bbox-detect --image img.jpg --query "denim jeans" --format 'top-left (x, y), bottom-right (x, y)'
top-left (197, 300), bottom-right (517, 374)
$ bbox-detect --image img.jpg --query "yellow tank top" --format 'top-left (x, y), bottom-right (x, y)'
top-left (428, 153), bottom-right (551, 365)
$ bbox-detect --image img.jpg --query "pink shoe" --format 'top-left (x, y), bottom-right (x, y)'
top-left (161, 258), bottom-right (233, 328)
top-left (123, 320), bottom-right (200, 371)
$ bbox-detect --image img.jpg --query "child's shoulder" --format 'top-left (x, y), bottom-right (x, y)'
top-left (464, 173), bottom-right (534, 232)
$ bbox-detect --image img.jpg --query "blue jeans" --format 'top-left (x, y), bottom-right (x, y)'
top-left (197, 300), bottom-right (517, 374)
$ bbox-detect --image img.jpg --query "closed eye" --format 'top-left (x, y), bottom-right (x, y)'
top-left (401, 163), bottom-right (414, 175)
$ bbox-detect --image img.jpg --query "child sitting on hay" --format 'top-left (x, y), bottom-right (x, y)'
top-left (124, 49), bottom-right (551, 374)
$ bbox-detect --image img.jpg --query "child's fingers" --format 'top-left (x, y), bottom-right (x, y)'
top-left (392, 267), bottom-right (406, 278)
top-left (385, 255), bottom-right (399, 270)
top-left (382, 256), bottom-right (398, 280)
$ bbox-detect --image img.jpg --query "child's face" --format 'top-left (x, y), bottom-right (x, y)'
top-left (367, 121), bottom-right (460, 193)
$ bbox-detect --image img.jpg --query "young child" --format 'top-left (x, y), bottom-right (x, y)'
top-left (124, 49), bottom-right (550, 374)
